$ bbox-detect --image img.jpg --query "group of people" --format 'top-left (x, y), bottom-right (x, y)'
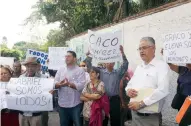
top-left (0, 36), bottom-right (191, 126)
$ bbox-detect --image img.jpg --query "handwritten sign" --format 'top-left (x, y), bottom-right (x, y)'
top-left (26, 49), bottom-right (48, 71)
top-left (88, 30), bottom-right (122, 63)
top-left (0, 82), bottom-right (8, 110)
top-left (7, 78), bottom-right (54, 111)
top-left (48, 47), bottom-right (72, 70)
top-left (0, 90), bottom-right (7, 110)
top-left (0, 57), bottom-right (14, 68)
top-left (163, 30), bottom-right (191, 63)
top-left (76, 44), bottom-right (85, 64)
top-left (0, 82), bottom-right (8, 90)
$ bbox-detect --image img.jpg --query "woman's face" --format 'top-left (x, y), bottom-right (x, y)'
top-left (0, 68), bottom-right (11, 82)
top-left (89, 70), bottom-right (98, 80)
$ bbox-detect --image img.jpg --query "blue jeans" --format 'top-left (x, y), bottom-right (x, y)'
top-left (59, 103), bottom-right (83, 126)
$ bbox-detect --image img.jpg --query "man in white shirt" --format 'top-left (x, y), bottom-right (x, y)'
top-left (125, 37), bottom-right (170, 126)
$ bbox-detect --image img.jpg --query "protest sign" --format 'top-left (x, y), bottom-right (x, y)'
top-left (0, 57), bottom-right (14, 67)
top-left (0, 82), bottom-right (8, 90)
top-left (7, 77), bottom-right (54, 111)
top-left (88, 30), bottom-right (122, 63)
top-left (0, 82), bottom-right (8, 110)
top-left (162, 30), bottom-right (191, 63)
top-left (48, 47), bottom-right (72, 70)
top-left (76, 44), bottom-right (85, 64)
top-left (0, 90), bottom-right (7, 110)
top-left (26, 49), bottom-right (48, 71)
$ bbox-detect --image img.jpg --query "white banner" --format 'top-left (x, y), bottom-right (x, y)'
top-left (26, 49), bottom-right (48, 71)
top-left (0, 82), bottom-right (8, 90)
top-left (0, 82), bottom-right (8, 110)
top-left (48, 47), bottom-right (72, 70)
top-left (0, 90), bottom-right (7, 110)
top-left (162, 30), bottom-right (191, 63)
top-left (75, 44), bottom-right (85, 63)
top-left (7, 78), bottom-right (54, 111)
top-left (88, 30), bottom-right (122, 63)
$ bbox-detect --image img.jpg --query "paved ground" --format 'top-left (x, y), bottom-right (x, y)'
top-left (48, 112), bottom-right (60, 126)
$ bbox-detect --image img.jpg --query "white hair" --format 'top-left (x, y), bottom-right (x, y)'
top-left (140, 37), bottom-right (155, 46)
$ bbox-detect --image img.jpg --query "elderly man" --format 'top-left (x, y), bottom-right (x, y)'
top-left (125, 37), bottom-right (170, 126)
top-left (85, 45), bottom-right (128, 126)
top-left (12, 61), bottom-right (22, 77)
top-left (19, 57), bottom-right (48, 126)
top-left (55, 51), bottom-right (86, 126)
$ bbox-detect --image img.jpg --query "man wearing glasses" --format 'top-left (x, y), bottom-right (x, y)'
top-left (126, 37), bottom-right (170, 126)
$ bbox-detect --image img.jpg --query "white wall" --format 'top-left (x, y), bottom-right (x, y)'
top-left (68, 2), bottom-right (191, 71)
top-left (68, 3), bottom-right (191, 125)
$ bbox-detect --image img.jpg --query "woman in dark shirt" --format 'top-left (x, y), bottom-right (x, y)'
top-left (167, 63), bottom-right (191, 126)
top-left (0, 66), bottom-right (19, 126)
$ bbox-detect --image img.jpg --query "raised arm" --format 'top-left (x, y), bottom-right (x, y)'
top-left (117, 46), bottom-right (129, 80)
top-left (168, 63), bottom-right (179, 73)
top-left (83, 52), bottom-right (93, 72)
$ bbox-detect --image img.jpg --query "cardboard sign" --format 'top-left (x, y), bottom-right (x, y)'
top-left (163, 30), bottom-right (191, 63)
top-left (48, 47), bottom-right (72, 70)
top-left (88, 30), bottom-right (122, 63)
top-left (0, 82), bottom-right (8, 90)
top-left (0, 82), bottom-right (8, 110)
top-left (26, 49), bottom-right (48, 71)
top-left (7, 77), bottom-right (54, 111)
top-left (0, 90), bottom-right (7, 110)
top-left (76, 44), bottom-right (85, 64)
top-left (0, 57), bottom-right (14, 68)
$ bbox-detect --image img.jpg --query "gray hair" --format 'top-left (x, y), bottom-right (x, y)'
top-left (140, 37), bottom-right (155, 45)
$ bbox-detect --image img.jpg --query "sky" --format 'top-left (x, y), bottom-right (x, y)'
top-left (0, 0), bottom-right (59, 48)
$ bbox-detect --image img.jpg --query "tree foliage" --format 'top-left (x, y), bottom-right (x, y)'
top-left (0, 46), bottom-right (23, 60)
top-left (13, 41), bottom-right (45, 59)
top-left (27, 0), bottom-right (177, 47)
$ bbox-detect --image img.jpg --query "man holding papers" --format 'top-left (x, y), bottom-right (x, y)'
top-left (125, 37), bottom-right (170, 126)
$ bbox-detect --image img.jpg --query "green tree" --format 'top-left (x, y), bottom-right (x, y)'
top-left (26, 0), bottom-right (177, 46)
top-left (0, 47), bottom-right (23, 60)
top-left (13, 41), bottom-right (42, 59)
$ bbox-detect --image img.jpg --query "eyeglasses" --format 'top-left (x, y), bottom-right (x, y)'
top-left (137, 46), bottom-right (153, 51)
top-left (80, 65), bottom-right (86, 67)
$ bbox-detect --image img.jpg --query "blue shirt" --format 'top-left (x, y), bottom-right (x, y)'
top-left (86, 55), bottom-right (128, 96)
top-left (178, 66), bottom-right (191, 96)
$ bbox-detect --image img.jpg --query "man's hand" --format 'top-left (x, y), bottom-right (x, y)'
top-left (127, 89), bottom-right (138, 98)
top-left (57, 78), bottom-right (69, 88)
top-left (49, 90), bottom-right (55, 94)
top-left (86, 51), bottom-right (90, 56)
top-left (128, 101), bottom-right (140, 110)
top-left (120, 45), bottom-right (124, 55)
